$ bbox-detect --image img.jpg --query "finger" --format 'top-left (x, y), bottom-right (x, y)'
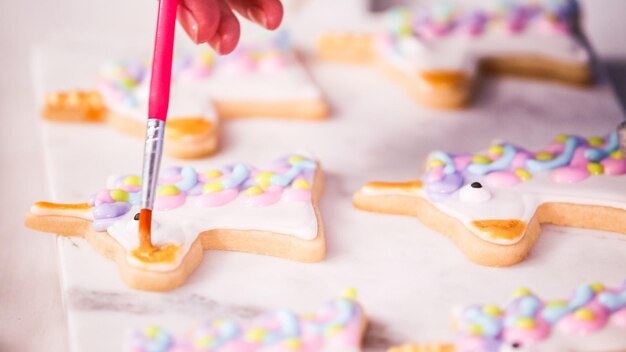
top-left (178, 0), bottom-right (221, 44)
top-left (207, 0), bottom-right (241, 54)
top-left (225, 0), bottom-right (283, 30)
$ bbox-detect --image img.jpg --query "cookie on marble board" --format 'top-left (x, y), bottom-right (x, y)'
top-left (353, 132), bottom-right (626, 266)
top-left (126, 288), bottom-right (367, 351)
top-left (388, 281), bottom-right (626, 351)
top-left (41, 30), bottom-right (329, 159)
top-left (318, 0), bottom-right (590, 109)
top-left (25, 154), bottom-right (325, 291)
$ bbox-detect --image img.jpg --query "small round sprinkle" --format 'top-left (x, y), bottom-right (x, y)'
top-left (293, 179), bottom-right (311, 189)
top-left (512, 287), bottom-right (532, 298)
top-left (574, 308), bottom-right (595, 321)
top-left (590, 282), bottom-right (605, 292)
top-left (587, 162), bottom-right (604, 175)
top-left (611, 150), bottom-right (623, 159)
top-left (587, 136), bottom-right (604, 146)
top-left (471, 155), bottom-right (491, 164)
top-left (341, 287), bottom-right (358, 300)
top-left (482, 304), bottom-right (502, 317)
top-left (428, 159), bottom-right (445, 169)
top-left (157, 185), bottom-right (180, 196)
top-left (204, 170), bottom-right (223, 178)
top-left (535, 152), bottom-right (554, 161)
top-left (288, 155), bottom-right (306, 164)
top-left (546, 300), bottom-right (568, 308)
top-left (514, 168), bottom-right (532, 181)
top-left (203, 181), bottom-right (223, 193)
top-left (123, 175), bottom-right (141, 187)
top-left (244, 186), bottom-right (263, 196)
top-left (555, 134), bottom-right (569, 143)
top-left (110, 189), bottom-right (129, 202)
top-left (488, 145), bottom-right (504, 156)
top-left (468, 324), bottom-right (483, 335)
top-left (516, 317), bottom-right (536, 329)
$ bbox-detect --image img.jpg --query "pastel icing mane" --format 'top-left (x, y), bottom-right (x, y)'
top-left (126, 289), bottom-right (365, 352)
top-left (454, 281), bottom-right (626, 351)
top-left (30, 154), bottom-right (321, 274)
top-left (355, 132), bottom-right (626, 266)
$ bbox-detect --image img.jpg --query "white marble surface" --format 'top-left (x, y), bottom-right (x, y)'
top-left (2, 0), bottom-right (626, 351)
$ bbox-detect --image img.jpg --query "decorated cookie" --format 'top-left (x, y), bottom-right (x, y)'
top-left (318, 0), bottom-right (590, 109)
top-left (126, 288), bottom-right (366, 352)
top-left (353, 132), bottom-right (626, 266)
top-left (42, 30), bottom-right (328, 159)
top-left (25, 154), bottom-right (325, 291)
top-left (389, 281), bottom-right (626, 351)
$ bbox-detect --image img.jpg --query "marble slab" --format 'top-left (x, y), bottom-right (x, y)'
top-left (32, 24), bottom-right (626, 352)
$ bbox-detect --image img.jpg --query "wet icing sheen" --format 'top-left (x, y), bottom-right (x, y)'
top-left (376, 0), bottom-right (588, 78)
top-left (87, 154), bottom-right (319, 271)
top-left (126, 289), bottom-right (364, 352)
top-left (362, 132), bottom-right (626, 245)
top-left (455, 281), bottom-right (626, 351)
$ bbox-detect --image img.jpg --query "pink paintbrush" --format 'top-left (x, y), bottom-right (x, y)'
top-left (138, 0), bottom-right (179, 251)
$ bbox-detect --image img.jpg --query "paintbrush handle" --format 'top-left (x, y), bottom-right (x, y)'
top-left (148, 0), bottom-right (178, 121)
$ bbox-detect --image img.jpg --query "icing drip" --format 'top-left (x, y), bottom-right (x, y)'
top-left (126, 289), bottom-right (364, 352)
top-left (455, 282), bottom-right (626, 351)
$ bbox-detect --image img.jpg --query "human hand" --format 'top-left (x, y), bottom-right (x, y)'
top-left (178, 0), bottom-right (284, 55)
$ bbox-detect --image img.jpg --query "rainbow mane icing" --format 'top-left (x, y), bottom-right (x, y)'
top-left (126, 289), bottom-right (364, 352)
top-left (90, 154), bottom-right (317, 232)
top-left (423, 132), bottom-right (626, 202)
top-left (455, 281), bottom-right (626, 351)
top-left (382, 0), bottom-right (579, 42)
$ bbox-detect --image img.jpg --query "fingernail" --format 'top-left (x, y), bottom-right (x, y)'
top-left (247, 6), bottom-right (267, 27)
top-left (209, 38), bottom-right (222, 54)
top-left (178, 6), bottom-right (201, 44)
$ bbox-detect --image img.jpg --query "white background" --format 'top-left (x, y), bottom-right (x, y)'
top-left (1, 0), bottom-right (626, 351)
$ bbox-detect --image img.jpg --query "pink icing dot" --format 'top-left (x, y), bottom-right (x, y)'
top-left (601, 158), bottom-right (626, 176)
top-left (552, 166), bottom-right (590, 183)
top-left (154, 193), bottom-right (186, 211)
top-left (283, 188), bottom-right (312, 202)
top-left (569, 146), bottom-right (589, 167)
top-left (503, 319), bottom-right (551, 344)
top-left (510, 151), bottom-right (533, 169)
top-left (246, 186), bottom-right (283, 207)
top-left (614, 308), bottom-right (626, 327)
top-left (543, 141), bottom-right (566, 154)
top-left (159, 174), bottom-right (183, 185)
top-left (97, 81), bottom-right (125, 102)
top-left (196, 189), bottom-right (239, 207)
top-left (95, 189), bottom-right (114, 206)
top-left (454, 155), bottom-right (473, 171)
top-left (121, 185), bottom-right (141, 193)
top-left (556, 302), bottom-right (609, 335)
top-left (484, 171), bottom-right (521, 187)
top-left (257, 55), bottom-right (289, 72)
top-left (426, 165), bottom-right (445, 182)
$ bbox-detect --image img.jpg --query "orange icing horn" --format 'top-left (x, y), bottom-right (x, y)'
top-left (165, 117), bottom-right (213, 139)
top-left (388, 343), bottom-right (457, 352)
top-left (42, 90), bottom-right (106, 122)
top-left (365, 180), bottom-right (423, 193)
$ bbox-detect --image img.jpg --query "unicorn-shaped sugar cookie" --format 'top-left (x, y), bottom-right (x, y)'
top-left (354, 132), bottom-right (626, 266)
top-left (25, 154), bottom-right (325, 291)
top-left (318, 0), bottom-right (590, 109)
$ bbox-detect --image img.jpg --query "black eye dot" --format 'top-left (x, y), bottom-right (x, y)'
top-left (134, 213), bottom-right (140, 221)
top-left (471, 182), bottom-right (482, 189)
top-left (512, 342), bottom-right (522, 349)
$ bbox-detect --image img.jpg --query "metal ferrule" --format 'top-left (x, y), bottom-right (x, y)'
top-left (140, 119), bottom-right (166, 210)
top-left (619, 121), bottom-right (626, 155)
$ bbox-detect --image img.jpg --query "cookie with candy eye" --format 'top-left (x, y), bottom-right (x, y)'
top-left (41, 30), bottom-right (328, 159)
top-left (317, 0), bottom-right (590, 109)
top-left (388, 282), bottom-right (626, 352)
top-left (24, 154), bottom-right (326, 291)
top-left (353, 132), bottom-right (626, 266)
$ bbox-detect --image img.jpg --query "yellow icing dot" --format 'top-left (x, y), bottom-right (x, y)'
top-left (587, 162), bottom-right (604, 175)
top-left (611, 150), bottom-right (624, 159)
top-left (288, 155), bottom-right (306, 164)
top-left (535, 152), bottom-right (554, 161)
top-left (514, 168), bottom-right (532, 181)
top-left (123, 175), bottom-right (141, 187)
top-left (488, 145), bottom-right (504, 156)
top-left (516, 317), bottom-right (536, 330)
top-left (285, 338), bottom-right (301, 349)
top-left (245, 328), bottom-right (266, 342)
top-left (325, 324), bottom-right (342, 336)
top-left (546, 300), bottom-right (568, 309)
top-left (255, 171), bottom-right (274, 189)
top-left (293, 179), bottom-right (311, 189)
top-left (120, 76), bottom-right (137, 88)
top-left (157, 185), bottom-right (180, 196)
top-left (575, 308), bottom-right (595, 321)
top-left (468, 324), bottom-right (483, 335)
top-left (428, 159), bottom-right (445, 169)
top-left (199, 51), bottom-right (214, 65)
top-left (144, 326), bottom-right (160, 338)
top-left (587, 136), bottom-right (605, 147)
top-left (556, 134), bottom-right (569, 143)
top-left (204, 170), bottom-right (223, 178)
top-left (110, 189), bottom-right (129, 202)
top-left (194, 336), bottom-right (213, 348)
top-left (203, 181), bottom-right (223, 193)
top-left (244, 186), bottom-right (263, 196)
top-left (512, 287), bottom-right (532, 298)
top-left (472, 155), bottom-right (491, 164)
top-left (341, 287), bottom-right (358, 300)
top-left (482, 304), bottom-right (502, 317)
top-left (590, 282), bottom-right (605, 293)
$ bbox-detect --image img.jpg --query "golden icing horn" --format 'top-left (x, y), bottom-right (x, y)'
top-left (42, 90), bottom-right (106, 123)
top-left (317, 33), bottom-right (375, 63)
top-left (387, 343), bottom-right (457, 352)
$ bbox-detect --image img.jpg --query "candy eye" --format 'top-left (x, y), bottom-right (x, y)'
top-left (458, 182), bottom-right (491, 202)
